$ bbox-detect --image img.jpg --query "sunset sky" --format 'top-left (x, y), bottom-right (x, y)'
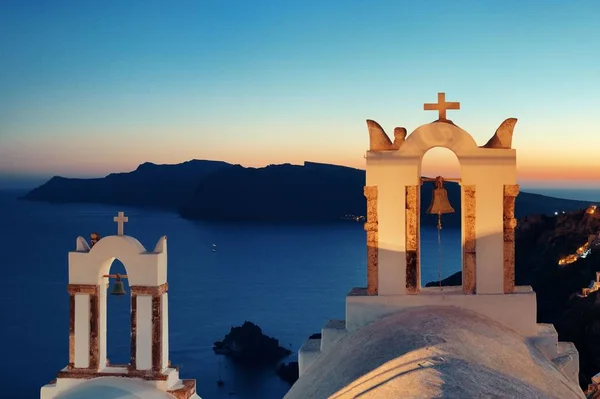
top-left (1, 1), bottom-right (599, 189)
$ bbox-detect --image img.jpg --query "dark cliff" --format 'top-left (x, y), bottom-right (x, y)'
top-left (22, 160), bottom-right (594, 225)
top-left (179, 162), bottom-right (366, 223)
top-left (21, 160), bottom-right (231, 209)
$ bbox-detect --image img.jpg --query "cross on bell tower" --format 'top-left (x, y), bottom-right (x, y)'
top-left (424, 92), bottom-right (460, 121)
top-left (113, 211), bottom-right (128, 236)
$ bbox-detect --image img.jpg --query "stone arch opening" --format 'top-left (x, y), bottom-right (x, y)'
top-left (104, 258), bottom-right (131, 366)
top-left (419, 147), bottom-right (462, 289)
top-left (401, 123), bottom-right (480, 295)
top-left (401, 121), bottom-right (479, 160)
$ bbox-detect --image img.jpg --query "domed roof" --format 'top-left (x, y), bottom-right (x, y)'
top-left (285, 306), bottom-right (585, 399)
top-left (54, 377), bottom-right (178, 399)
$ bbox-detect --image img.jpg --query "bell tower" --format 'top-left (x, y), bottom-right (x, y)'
top-left (40, 212), bottom-right (198, 399)
top-left (353, 93), bottom-right (534, 334)
top-left (297, 94), bottom-right (579, 386)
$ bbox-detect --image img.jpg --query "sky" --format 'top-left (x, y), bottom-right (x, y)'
top-left (1, 0), bottom-right (600, 189)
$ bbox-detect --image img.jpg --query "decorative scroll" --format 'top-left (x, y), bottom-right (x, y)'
top-left (503, 184), bottom-right (519, 293)
top-left (463, 185), bottom-right (476, 294)
top-left (406, 185), bottom-right (420, 294)
top-left (364, 186), bottom-right (378, 295)
top-left (89, 293), bottom-right (99, 369)
top-left (151, 296), bottom-right (162, 371)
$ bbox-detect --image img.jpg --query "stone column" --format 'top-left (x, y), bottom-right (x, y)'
top-left (129, 294), bottom-right (138, 370)
top-left (89, 292), bottom-right (99, 369)
top-left (130, 283), bottom-right (168, 372)
top-left (363, 186), bottom-right (378, 295)
top-left (151, 294), bottom-right (162, 371)
top-left (463, 186), bottom-right (476, 294)
top-left (67, 284), bottom-right (99, 369)
top-left (68, 294), bottom-right (75, 369)
top-left (405, 185), bottom-right (420, 294)
top-left (503, 184), bottom-right (519, 293)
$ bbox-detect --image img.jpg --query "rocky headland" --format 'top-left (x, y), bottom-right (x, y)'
top-left (20, 159), bottom-right (594, 226)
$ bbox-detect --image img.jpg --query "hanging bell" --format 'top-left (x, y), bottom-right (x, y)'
top-left (426, 176), bottom-right (455, 215)
top-left (109, 275), bottom-right (126, 296)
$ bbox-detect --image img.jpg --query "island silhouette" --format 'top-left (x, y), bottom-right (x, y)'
top-left (21, 160), bottom-right (594, 227)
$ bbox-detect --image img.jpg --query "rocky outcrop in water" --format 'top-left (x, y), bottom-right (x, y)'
top-left (213, 321), bottom-right (292, 366)
top-left (277, 361), bottom-right (299, 385)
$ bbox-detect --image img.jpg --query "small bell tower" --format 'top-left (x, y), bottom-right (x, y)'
top-left (40, 212), bottom-right (198, 399)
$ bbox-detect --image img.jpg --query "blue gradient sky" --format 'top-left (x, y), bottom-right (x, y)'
top-left (1, 0), bottom-right (599, 188)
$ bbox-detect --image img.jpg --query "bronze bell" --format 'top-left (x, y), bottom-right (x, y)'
top-left (426, 176), bottom-right (455, 215)
top-left (109, 275), bottom-right (126, 296)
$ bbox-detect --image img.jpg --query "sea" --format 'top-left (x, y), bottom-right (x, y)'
top-left (1, 187), bottom-right (598, 399)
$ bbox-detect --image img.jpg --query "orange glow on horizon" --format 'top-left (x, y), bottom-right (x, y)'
top-left (2, 138), bottom-right (599, 188)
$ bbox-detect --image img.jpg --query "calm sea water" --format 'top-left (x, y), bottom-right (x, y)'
top-left (0, 189), bottom-right (464, 399)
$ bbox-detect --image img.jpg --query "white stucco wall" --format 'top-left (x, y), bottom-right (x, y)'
top-left (346, 286), bottom-right (537, 336)
top-left (98, 279), bottom-right (107, 369)
top-left (161, 293), bottom-right (169, 369)
top-left (366, 121), bottom-right (516, 295)
top-left (366, 160), bottom-right (411, 295)
top-left (298, 339), bottom-right (321, 376)
top-left (74, 294), bottom-right (90, 368)
top-left (136, 295), bottom-right (153, 370)
top-left (68, 235), bottom-right (168, 287)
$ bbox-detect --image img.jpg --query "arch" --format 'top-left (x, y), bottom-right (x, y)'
top-left (419, 146), bottom-right (463, 289)
top-left (69, 235), bottom-right (167, 287)
top-left (400, 122), bottom-right (479, 161)
top-left (421, 146), bottom-right (461, 179)
top-left (92, 236), bottom-right (149, 286)
top-left (105, 258), bottom-right (131, 365)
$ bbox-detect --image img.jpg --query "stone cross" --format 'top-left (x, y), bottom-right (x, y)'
top-left (113, 211), bottom-right (128, 236)
top-left (424, 92), bottom-right (460, 121)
